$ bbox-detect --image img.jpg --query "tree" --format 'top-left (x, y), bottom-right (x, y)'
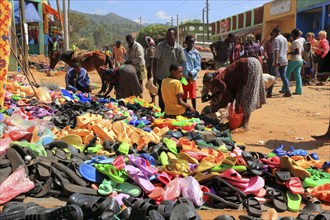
top-left (180, 19), bottom-right (202, 25)
top-left (137, 25), bottom-right (169, 46)
top-left (93, 26), bottom-right (106, 49)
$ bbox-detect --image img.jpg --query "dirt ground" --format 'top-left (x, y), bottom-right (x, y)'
top-left (7, 58), bottom-right (329, 219)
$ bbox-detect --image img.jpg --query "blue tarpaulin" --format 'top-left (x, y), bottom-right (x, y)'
top-left (14, 1), bottom-right (42, 23)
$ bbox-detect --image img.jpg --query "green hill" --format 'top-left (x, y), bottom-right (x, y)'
top-left (69, 10), bottom-right (142, 50)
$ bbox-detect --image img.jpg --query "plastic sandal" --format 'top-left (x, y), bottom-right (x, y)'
top-left (303, 176), bottom-right (330, 188)
top-left (286, 191), bottom-right (301, 212)
top-left (211, 163), bottom-right (247, 173)
top-left (242, 151), bottom-right (262, 176)
top-left (94, 164), bottom-right (127, 184)
top-left (220, 168), bottom-right (249, 183)
top-left (273, 145), bottom-right (286, 157)
top-left (118, 142), bottom-right (130, 155)
top-left (243, 197), bottom-right (262, 217)
top-left (286, 177), bottom-right (304, 194)
top-left (266, 188), bottom-right (287, 212)
top-left (125, 165), bottom-right (154, 194)
top-left (98, 179), bottom-right (113, 196)
top-left (163, 137), bottom-right (178, 154)
top-left (128, 155), bottom-right (158, 176)
top-left (280, 156), bottom-right (311, 180)
top-left (114, 182), bottom-right (142, 197)
top-left (310, 183), bottom-right (330, 203)
top-left (286, 146), bottom-right (308, 157)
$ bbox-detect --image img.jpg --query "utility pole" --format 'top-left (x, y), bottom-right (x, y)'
top-left (177, 14), bottom-right (179, 44)
top-left (19, 0), bottom-right (28, 74)
top-left (171, 17), bottom-right (173, 27)
top-left (139, 17), bottom-right (142, 27)
top-left (206, 0), bottom-right (210, 41)
top-left (202, 7), bottom-right (205, 47)
top-left (63, 0), bottom-right (69, 52)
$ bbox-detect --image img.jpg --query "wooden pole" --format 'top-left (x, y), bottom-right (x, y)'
top-left (63, 0), bottom-right (69, 51)
top-left (19, 0), bottom-right (29, 75)
top-left (56, 0), bottom-right (63, 31)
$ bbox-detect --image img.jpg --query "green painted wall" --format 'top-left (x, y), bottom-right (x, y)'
top-left (296, 0), bottom-right (329, 10)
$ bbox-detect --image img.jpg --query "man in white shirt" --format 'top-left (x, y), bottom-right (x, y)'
top-left (125, 35), bottom-right (146, 93)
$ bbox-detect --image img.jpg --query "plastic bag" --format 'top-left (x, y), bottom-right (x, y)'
top-left (180, 176), bottom-right (204, 207)
top-left (163, 177), bottom-right (181, 201)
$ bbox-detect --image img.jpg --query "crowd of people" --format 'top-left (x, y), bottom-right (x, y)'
top-left (64, 27), bottom-right (329, 131)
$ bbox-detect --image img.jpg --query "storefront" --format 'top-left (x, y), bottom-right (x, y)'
top-left (261, 0), bottom-right (296, 44)
top-left (296, 0), bottom-right (330, 40)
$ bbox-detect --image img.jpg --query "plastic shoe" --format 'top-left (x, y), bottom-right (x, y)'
top-left (163, 137), bottom-right (178, 154)
top-left (273, 145), bottom-right (286, 157)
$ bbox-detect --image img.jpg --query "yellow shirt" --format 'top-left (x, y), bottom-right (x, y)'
top-left (161, 77), bottom-right (186, 116)
top-left (105, 50), bottom-right (111, 57)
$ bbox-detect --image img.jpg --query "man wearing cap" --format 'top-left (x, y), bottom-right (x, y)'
top-left (113, 40), bottom-right (127, 67)
top-left (210, 33), bottom-right (235, 70)
top-left (65, 63), bottom-right (91, 93)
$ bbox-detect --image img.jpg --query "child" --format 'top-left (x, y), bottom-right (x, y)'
top-left (161, 63), bottom-right (195, 118)
top-left (302, 42), bottom-right (313, 85)
top-left (182, 35), bottom-right (201, 110)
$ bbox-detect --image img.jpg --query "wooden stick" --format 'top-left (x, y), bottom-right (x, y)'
top-left (10, 47), bottom-right (40, 100)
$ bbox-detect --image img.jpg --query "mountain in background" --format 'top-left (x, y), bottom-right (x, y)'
top-left (69, 10), bottom-right (142, 50)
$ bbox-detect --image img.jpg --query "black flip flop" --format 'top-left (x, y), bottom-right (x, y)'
top-left (0, 155), bottom-right (10, 168)
top-left (0, 166), bottom-right (12, 185)
top-left (52, 161), bottom-right (87, 186)
top-left (275, 170), bottom-right (292, 182)
top-left (238, 215), bottom-right (260, 220)
top-left (297, 203), bottom-right (324, 220)
top-left (243, 198), bottom-right (262, 218)
top-left (242, 151), bottom-right (263, 176)
top-left (147, 210), bottom-right (165, 220)
top-left (25, 204), bottom-right (83, 220)
top-left (51, 167), bottom-right (97, 195)
top-left (215, 177), bottom-right (247, 199)
top-left (266, 188), bottom-right (288, 212)
top-left (204, 192), bottom-right (240, 209)
top-left (314, 213), bottom-right (330, 220)
top-left (6, 148), bottom-right (29, 174)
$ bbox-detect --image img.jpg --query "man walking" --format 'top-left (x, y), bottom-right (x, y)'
top-left (153, 28), bottom-right (186, 111)
top-left (125, 35), bottom-right (146, 93)
top-left (271, 26), bottom-right (291, 97)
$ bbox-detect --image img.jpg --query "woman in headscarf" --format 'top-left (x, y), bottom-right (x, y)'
top-left (98, 64), bottom-right (142, 99)
top-left (201, 57), bottom-right (266, 130)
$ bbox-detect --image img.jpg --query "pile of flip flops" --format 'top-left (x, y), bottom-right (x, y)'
top-left (0, 76), bottom-right (330, 220)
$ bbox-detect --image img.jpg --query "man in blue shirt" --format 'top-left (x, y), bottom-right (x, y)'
top-left (65, 63), bottom-right (91, 93)
top-left (182, 35), bottom-right (201, 110)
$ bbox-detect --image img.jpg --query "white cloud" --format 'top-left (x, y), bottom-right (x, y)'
top-left (155, 11), bottom-right (171, 20)
top-left (133, 18), bottom-right (148, 25)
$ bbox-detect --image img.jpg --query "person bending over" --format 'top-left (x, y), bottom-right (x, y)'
top-left (161, 63), bottom-right (195, 118)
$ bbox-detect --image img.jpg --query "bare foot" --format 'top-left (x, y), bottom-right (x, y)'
top-left (311, 134), bottom-right (330, 142)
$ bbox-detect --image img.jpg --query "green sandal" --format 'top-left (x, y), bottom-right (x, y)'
top-left (118, 142), bottom-right (130, 155)
top-left (10, 141), bottom-right (46, 157)
top-left (159, 152), bottom-right (169, 166)
top-left (211, 163), bottom-right (247, 173)
top-left (114, 182), bottom-right (142, 197)
top-left (98, 179), bottom-right (113, 196)
top-left (163, 138), bottom-right (178, 154)
top-left (94, 164), bottom-right (127, 184)
top-left (286, 191), bottom-right (301, 212)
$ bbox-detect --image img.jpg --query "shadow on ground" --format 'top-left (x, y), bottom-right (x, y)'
top-left (247, 139), bottom-right (329, 151)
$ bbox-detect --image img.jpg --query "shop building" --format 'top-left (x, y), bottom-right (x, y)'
top-left (296, 0), bottom-right (330, 39)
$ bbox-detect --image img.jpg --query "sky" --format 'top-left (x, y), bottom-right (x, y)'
top-left (49, 0), bottom-right (272, 24)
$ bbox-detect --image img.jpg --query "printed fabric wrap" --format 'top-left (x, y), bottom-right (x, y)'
top-left (0, 0), bottom-right (12, 107)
